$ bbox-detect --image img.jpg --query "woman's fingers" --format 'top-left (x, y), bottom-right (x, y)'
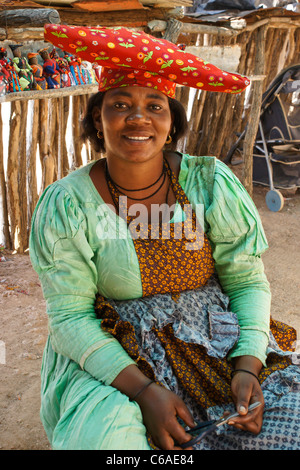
top-left (230, 368), bottom-right (265, 435)
top-left (228, 401), bottom-right (264, 434)
top-left (157, 423), bottom-right (193, 450)
top-left (150, 415), bottom-right (193, 450)
top-left (138, 385), bottom-right (195, 450)
top-left (176, 401), bottom-right (196, 429)
top-left (160, 404), bottom-right (195, 449)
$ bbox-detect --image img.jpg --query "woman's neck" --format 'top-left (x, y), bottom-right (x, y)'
top-left (89, 151), bottom-right (181, 216)
top-left (105, 152), bottom-right (165, 191)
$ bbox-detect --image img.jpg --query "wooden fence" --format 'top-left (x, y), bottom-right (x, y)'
top-left (0, 18), bottom-right (300, 252)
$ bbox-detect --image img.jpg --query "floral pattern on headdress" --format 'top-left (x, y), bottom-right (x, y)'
top-left (44, 24), bottom-right (250, 97)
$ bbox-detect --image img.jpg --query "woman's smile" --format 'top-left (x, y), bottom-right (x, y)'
top-left (122, 133), bottom-right (153, 146)
top-left (123, 135), bottom-right (152, 141)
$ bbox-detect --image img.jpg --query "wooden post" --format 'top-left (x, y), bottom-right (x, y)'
top-left (18, 100), bottom-right (28, 252)
top-left (72, 95), bottom-right (83, 168)
top-left (242, 26), bottom-right (267, 197)
top-left (0, 104), bottom-right (11, 249)
top-left (48, 99), bottom-right (59, 182)
top-left (58, 98), bottom-right (62, 179)
top-left (61, 96), bottom-right (70, 177)
top-left (39, 98), bottom-right (55, 192)
top-left (27, 99), bottom-right (40, 224)
top-left (186, 89), bottom-right (207, 156)
top-left (175, 85), bottom-right (190, 153)
top-left (58, 97), bottom-right (65, 180)
top-left (42, 154), bottom-right (55, 190)
top-left (38, 99), bottom-right (49, 168)
top-left (7, 101), bottom-right (21, 251)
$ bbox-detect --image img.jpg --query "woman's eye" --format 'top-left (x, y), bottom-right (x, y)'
top-left (112, 102), bottom-right (163, 111)
top-left (150, 104), bottom-right (162, 111)
top-left (114, 102), bottom-right (128, 109)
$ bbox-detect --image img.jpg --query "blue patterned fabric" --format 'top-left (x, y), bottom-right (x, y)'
top-left (204, 366), bottom-right (300, 450)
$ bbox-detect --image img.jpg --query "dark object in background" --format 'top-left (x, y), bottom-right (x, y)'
top-left (225, 64), bottom-right (300, 212)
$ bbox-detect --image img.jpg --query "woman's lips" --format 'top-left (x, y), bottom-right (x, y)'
top-left (123, 135), bottom-right (152, 145)
top-left (123, 135), bottom-right (153, 142)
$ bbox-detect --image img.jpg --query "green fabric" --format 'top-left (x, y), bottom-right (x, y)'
top-left (39, 337), bottom-right (150, 450)
top-left (29, 154), bottom-right (271, 448)
top-left (178, 156), bottom-right (270, 363)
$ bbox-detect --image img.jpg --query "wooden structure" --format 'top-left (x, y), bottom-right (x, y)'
top-left (0, 2), bottom-right (299, 252)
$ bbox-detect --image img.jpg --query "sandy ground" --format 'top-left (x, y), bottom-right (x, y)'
top-left (0, 183), bottom-right (299, 451)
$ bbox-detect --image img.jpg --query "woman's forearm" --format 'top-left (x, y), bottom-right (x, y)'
top-left (111, 364), bottom-right (152, 400)
top-left (232, 355), bottom-right (263, 376)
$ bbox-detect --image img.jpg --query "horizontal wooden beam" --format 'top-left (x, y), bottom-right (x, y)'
top-left (73, 0), bottom-right (146, 12)
top-left (0, 84), bottom-right (98, 103)
top-left (148, 16), bottom-right (300, 37)
top-left (31, 0), bottom-right (190, 5)
top-left (0, 8), bottom-right (60, 27)
top-left (0, 7), bottom-right (182, 40)
top-left (0, 12), bottom-right (298, 43)
top-left (141, 0), bottom-right (191, 5)
top-left (0, 26), bottom-right (45, 40)
top-left (58, 6), bottom-right (184, 27)
top-left (26, 0), bottom-right (76, 4)
top-left (148, 20), bottom-right (239, 37)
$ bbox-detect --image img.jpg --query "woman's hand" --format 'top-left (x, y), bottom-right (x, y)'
top-left (229, 356), bottom-right (265, 434)
top-left (111, 365), bottom-right (194, 450)
top-left (135, 382), bottom-right (195, 450)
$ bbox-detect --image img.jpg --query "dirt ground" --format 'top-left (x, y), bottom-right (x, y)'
top-left (0, 182), bottom-right (299, 450)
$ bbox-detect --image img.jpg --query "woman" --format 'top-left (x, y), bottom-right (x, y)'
top-left (29, 24), bottom-right (300, 450)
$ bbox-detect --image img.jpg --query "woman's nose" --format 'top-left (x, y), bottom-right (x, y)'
top-left (126, 107), bottom-right (150, 124)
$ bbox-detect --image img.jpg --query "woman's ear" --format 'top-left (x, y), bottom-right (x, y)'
top-left (92, 106), bottom-right (102, 132)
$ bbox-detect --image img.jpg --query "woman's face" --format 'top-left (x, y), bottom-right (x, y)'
top-left (93, 86), bottom-right (173, 164)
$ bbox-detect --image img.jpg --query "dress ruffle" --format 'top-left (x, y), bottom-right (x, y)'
top-left (109, 277), bottom-right (240, 360)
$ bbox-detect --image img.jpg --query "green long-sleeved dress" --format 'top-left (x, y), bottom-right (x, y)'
top-left (29, 154), bottom-right (273, 449)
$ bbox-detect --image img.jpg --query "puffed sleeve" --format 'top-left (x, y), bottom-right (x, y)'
top-left (29, 182), bottom-right (136, 384)
top-left (205, 160), bottom-right (271, 365)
